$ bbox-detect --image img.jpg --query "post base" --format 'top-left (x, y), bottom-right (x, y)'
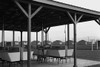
top-left (73, 65), bottom-right (77, 67)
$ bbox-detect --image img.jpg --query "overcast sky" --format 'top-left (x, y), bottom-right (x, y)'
top-left (1, 0), bottom-right (100, 42)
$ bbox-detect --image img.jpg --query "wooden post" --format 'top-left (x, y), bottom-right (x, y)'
top-left (27, 3), bottom-right (31, 67)
top-left (67, 12), bottom-right (83, 67)
top-left (41, 26), bottom-right (44, 46)
top-left (94, 19), bottom-right (100, 50)
top-left (44, 27), bottom-right (50, 45)
top-left (73, 22), bottom-right (77, 67)
top-left (45, 32), bottom-right (47, 45)
top-left (13, 30), bottom-right (15, 47)
top-left (65, 24), bottom-right (70, 63)
top-left (2, 24), bottom-right (5, 47)
top-left (64, 25), bottom-right (67, 62)
top-left (36, 32), bottom-right (38, 46)
top-left (73, 13), bottom-right (78, 67)
top-left (15, 1), bottom-right (43, 67)
top-left (20, 31), bottom-right (23, 67)
top-left (67, 24), bottom-right (70, 48)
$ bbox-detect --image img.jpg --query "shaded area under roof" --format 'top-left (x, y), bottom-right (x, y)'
top-left (0, 0), bottom-right (100, 32)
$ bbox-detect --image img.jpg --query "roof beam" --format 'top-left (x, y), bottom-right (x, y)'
top-left (67, 11), bottom-right (74, 23)
top-left (77, 14), bottom-right (83, 22)
top-left (95, 19), bottom-right (100, 25)
top-left (31, 6), bottom-right (43, 18)
top-left (15, 0), bottom-right (43, 18)
top-left (67, 11), bottom-right (83, 24)
top-left (43, 27), bottom-right (50, 33)
top-left (15, 0), bottom-right (28, 17)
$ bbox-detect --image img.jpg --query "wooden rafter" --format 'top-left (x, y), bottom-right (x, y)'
top-left (15, 0), bottom-right (28, 17)
top-left (95, 19), bottom-right (100, 25)
top-left (67, 11), bottom-right (83, 23)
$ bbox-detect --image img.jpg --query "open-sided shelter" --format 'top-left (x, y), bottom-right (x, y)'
top-left (0, 0), bottom-right (100, 67)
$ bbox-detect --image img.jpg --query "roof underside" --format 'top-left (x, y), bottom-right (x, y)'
top-left (0, 0), bottom-right (100, 32)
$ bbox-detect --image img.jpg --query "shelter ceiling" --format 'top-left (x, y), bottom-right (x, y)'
top-left (0, 0), bottom-right (100, 32)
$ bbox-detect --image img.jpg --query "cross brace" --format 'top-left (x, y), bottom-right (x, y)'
top-left (15, 0), bottom-right (43, 18)
top-left (43, 27), bottom-right (50, 33)
top-left (95, 19), bottom-right (100, 25)
top-left (67, 11), bottom-right (83, 24)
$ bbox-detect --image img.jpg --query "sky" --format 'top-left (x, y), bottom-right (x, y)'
top-left (1, 0), bottom-right (100, 42)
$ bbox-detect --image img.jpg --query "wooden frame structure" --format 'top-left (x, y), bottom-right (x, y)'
top-left (0, 0), bottom-right (100, 67)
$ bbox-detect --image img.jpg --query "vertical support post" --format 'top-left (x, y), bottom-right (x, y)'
top-left (67, 24), bottom-right (70, 48)
top-left (41, 26), bottom-right (44, 46)
top-left (65, 24), bottom-right (70, 63)
top-left (44, 27), bottom-right (50, 46)
top-left (41, 25), bottom-right (44, 58)
top-left (64, 25), bottom-right (67, 63)
top-left (20, 31), bottom-right (23, 67)
top-left (94, 19), bottom-right (100, 50)
top-left (27, 3), bottom-right (31, 67)
top-left (13, 30), bottom-right (15, 47)
top-left (15, 1), bottom-right (42, 67)
top-left (73, 15), bottom-right (77, 67)
top-left (67, 11), bottom-right (83, 67)
top-left (2, 24), bottom-right (5, 47)
top-left (45, 32), bottom-right (47, 45)
top-left (65, 25), bottom-right (66, 45)
top-left (36, 32), bottom-right (38, 46)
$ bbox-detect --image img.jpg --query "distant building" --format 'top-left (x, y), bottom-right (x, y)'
top-left (65, 40), bottom-right (74, 45)
top-left (52, 40), bottom-right (63, 46)
top-left (77, 40), bottom-right (87, 45)
top-left (31, 41), bottom-right (41, 45)
top-left (1, 41), bottom-right (13, 47)
top-left (42, 40), bottom-right (52, 45)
